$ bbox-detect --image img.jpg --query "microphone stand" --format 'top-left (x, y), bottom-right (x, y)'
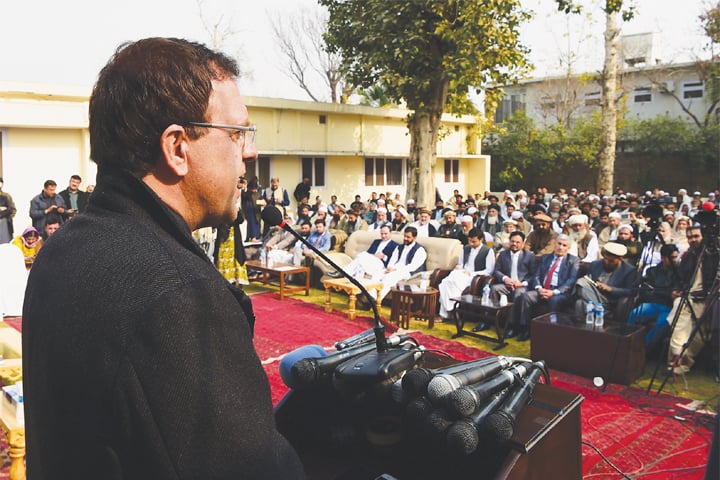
top-left (277, 223), bottom-right (387, 353)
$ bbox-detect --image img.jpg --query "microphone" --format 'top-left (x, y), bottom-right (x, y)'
top-left (334, 328), bottom-right (376, 351)
top-left (445, 388), bottom-right (512, 455)
top-left (445, 362), bottom-right (532, 417)
top-left (279, 344), bottom-right (328, 389)
top-left (261, 207), bottom-right (388, 354)
top-left (484, 363), bottom-right (545, 441)
top-left (290, 335), bottom-right (414, 388)
top-left (426, 356), bottom-right (512, 404)
top-left (401, 356), bottom-right (499, 398)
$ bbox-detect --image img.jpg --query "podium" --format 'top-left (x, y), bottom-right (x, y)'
top-left (275, 357), bottom-right (583, 480)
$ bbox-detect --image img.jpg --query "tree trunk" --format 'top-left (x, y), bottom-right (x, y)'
top-left (598, 9), bottom-right (619, 193)
top-left (407, 111), bottom-right (442, 209)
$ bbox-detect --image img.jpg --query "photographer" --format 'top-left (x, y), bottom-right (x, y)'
top-left (666, 225), bottom-right (719, 374)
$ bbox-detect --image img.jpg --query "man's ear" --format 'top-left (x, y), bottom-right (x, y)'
top-left (160, 124), bottom-right (190, 177)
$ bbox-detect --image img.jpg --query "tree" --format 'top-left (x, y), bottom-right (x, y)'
top-left (556, 0), bottom-right (636, 194)
top-left (319, 0), bottom-right (531, 207)
top-left (269, 5), bottom-right (353, 103)
top-left (195, 0), bottom-right (249, 76)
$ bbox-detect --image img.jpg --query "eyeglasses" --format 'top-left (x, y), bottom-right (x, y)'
top-left (187, 122), bottom-right (257, 147)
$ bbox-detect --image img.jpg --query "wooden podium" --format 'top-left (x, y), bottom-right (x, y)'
top-left (275, 358), bottom-right (583, 480)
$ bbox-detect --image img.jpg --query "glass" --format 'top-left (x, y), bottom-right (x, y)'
top-left (188, 122), bottom-right (256, 146)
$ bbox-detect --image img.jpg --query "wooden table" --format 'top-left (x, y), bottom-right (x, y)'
top-left (531, 313), bottom-right (646, 385)
top-left (451, 294), bottom-right (512, 350)
top-left (322, 278), bottom-right (383, 320)
top-left (246, 259), bottom-right (310, 301)
top-left (389, 285), bottom-right (438, 329)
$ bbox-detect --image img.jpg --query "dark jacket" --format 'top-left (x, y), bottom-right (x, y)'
top-left (493, 249), bottom-right (536, 284)
top-left (532, 253), bottom-right (580, 294)
top-left (676, 245), bottom-right (719, 297)
top-left (586, 259), bottom-right (641, 299)
top-left (23, 169), bottom-right (303, 479)
top-left (59, 188), bottom-right (90, 218)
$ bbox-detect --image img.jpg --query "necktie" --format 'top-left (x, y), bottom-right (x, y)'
top-left (510, 252), bottom-right (519, 281)
top-left (543, 256), bottom-right (561, 290)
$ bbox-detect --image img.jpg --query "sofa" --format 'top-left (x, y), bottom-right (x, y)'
top-left (309, 230), bottom-right (463, 284)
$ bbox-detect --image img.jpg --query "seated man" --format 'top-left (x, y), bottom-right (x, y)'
top-left (567, 214), bottom-right (600, 264)
top-left (303, 218), bottom-right (332, 255)
top-left (368, 207), bottom-right (390, 231)
top-left (524, 213), bottom-right (558, 259)
top-left (615, 224), bottom-right (642, 267)
top-left (264, 216), bottom-right (304, 265)
top-left (12, 226), bottom-right (44, 269)
top-left (341, 224), bottom-right (398, 281)
top-left (627, 244), bottom-right (679, 354)
top-left (437, 210), bottom-right (463, 240)
top-left (437, 228), bottom-right (495, 321)
top-left (412, 208), bottom-right (438, 237)
top-left (572, 241), bottom-right (641, 319)
top-left (363, 226), bottom-right (427, 304)
top-left (494, 218), bottom-right (518, 251)
top-left (337, 208), bottom-right (368, 236)
top-left (476, 231), bottom-right (536, 332)
top-left (514, 234), bottom-right (579, 341)
top-left (390, 207), bottom-right (409, 232)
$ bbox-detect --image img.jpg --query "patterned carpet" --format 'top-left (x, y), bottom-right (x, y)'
top-left (251, 291), bottom-right (715, 479)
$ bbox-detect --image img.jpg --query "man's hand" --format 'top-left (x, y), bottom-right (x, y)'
top-left (596, 281), bottom-right (612, 293)
top-left (538, 287), bottom-right (554, 299)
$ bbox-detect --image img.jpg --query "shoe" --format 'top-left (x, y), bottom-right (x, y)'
top-left (504, 328), bottom-right (518, 339)
top-left (517, 330), bottom-right (531, 342)
top-left (472, 322), bottom-right (490, 332)
top-left (327, 270), bottom-right (342, 278)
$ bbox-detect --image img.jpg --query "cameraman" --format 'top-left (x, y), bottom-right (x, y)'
top-left (627, 244), bottom-right (679, 356)
top-left (667, 225), bottom-right (719, 374)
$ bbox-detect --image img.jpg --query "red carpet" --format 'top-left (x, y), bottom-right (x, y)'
top-left (251, 292), bottom-right (713, 480)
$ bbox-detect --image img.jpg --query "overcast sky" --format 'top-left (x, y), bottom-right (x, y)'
top-left (0, 0), bottom-right (711, 101)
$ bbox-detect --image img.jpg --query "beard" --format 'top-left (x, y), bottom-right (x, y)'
top-left (570, 228), bottom-right (587, 243)
top-left (487, 216), bottom-right (498, 225)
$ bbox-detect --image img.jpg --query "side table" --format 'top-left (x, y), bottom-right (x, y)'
top-left (451, 294), bottom-right (512, 350)
top-left (246, 259), bottom-right (310, 301)
top-left (389, 285), bottom-right (438, 329)
top-left (322, 278), bottom-right (383, 320)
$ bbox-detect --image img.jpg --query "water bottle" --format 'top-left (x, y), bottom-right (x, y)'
top-left (419, 271), bottom-right (429, 290)
top-left (499, 294), bottom-right (508, 307)
top-left (259, 247), bottom-right (266, 266)
top-left (481, 284), bottom-right (491, 305)
top-left (585, 300), bottom-right (594, 327)
top-left (594, 303), bottom-right (605, 328)
top-left (293, 242), bottom-right (303, 266)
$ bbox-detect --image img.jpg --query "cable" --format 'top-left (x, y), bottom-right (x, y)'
top-left (581, 440), bottom-right (632, 479)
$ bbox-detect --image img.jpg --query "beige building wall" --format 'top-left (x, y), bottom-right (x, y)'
top-left (0, 82), bottom-right (488, 229)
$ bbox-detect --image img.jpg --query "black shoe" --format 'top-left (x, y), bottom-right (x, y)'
top-left (504, 328), bottom-right (518, 339)
top-left (517, 329), bottom-right (531, 342)
top-left (472, 322), bottom-right (490, 332)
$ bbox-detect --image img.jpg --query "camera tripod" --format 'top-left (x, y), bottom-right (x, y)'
top-left (646, 240), bottom-right (719, 396)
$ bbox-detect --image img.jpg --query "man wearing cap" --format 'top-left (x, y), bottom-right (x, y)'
top-left (615, 223), bottom-right (642, 267)
top-left (369, 207), bottom-right (390, 231)
top-left (568, 214), bottom-right (600, 264)
top-left (476, 199), bottom-right (490, 227)
top-left (525, 213), bottom-right (558, 258)
top-left (438, 210), bottom-right (463, 239)
top-left (494, 218), bottom-right (517, 251)
top-left (412, 208), bottom-right (438, 237)
top-left (598, 211), bottom-right (622, 247)
top-left (511, 210), bottom-right (531, 236)
top-left (438, 228), bottom-right (494, 321)
top-left (405, 199), bottom-right (417, 222)
top-left (338, 208), bottom-right (368, 236)
top-left (480, 204), bottom-right (505, 238)
top-left (514, 234), bottom-right (579, 341)
top-left (391, 207), bottom-right (409, 232)
top-left (573, 241), bottom-right (640, 319)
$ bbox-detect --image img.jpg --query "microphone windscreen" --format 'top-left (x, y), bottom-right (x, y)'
top-left (446, 419), bottom-right (480, 456)
top-left (484, 411), bottom-right (514, 441)
top-left (261, 205), bottom-right (284, 227)
top-left (279, 344), bottom-right (327, 389)
top-left (447, 388), bottom-right (479, 417)
top-left (401, 368), bottom-right (434, 397)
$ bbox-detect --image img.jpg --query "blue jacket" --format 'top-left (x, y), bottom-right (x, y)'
top-left (532, 253), bottom-right (580, 294)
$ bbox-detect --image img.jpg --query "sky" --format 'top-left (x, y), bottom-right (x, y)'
top-left (0, 0), bottom-right (713, 102)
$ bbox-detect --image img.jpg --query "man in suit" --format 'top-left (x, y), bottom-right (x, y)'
top-left (438, 228), bottom-right (495, 321)
top-left (474, 231), bottom-right (536, 332)
top-left (514, 234), bottom-right (579, 341)
top-left (341, 224), bottom-right (399, 281)
top-left (572, 241), bottom-right (640, 319)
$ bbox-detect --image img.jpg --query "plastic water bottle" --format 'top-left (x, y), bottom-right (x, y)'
top-left (293, 242), bottom-right (303, 266)
top-left (259, 247), bottom-right (266, 266)
top-left (585, 300), bottom-right (595, 327)
top-left (594, 303), bottom-right (605, 328)
top-left (419, 271), bottom-right (429, 290)
top-left (481, 284), bottom-right (491, 305)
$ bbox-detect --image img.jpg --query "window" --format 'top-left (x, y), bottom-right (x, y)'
top-left (682, 81), bottom-right (704, 99)
top-left (494, 93), bottom-right (526, 123)
top-left (584, 91), bottom-right (601, 106)
top-left (301, 157), bottom-right (325, 186)
top-left (633, 87), bottom-right (652, 103)
top-left (444, 159), bottom-right (459, 183)
top-left (245, 156), bottom-right (270, 187)
top-left (365, 157), bottom-right (404, 186)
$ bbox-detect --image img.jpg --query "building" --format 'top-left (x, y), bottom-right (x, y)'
top-left (0, 81), bottom-right (489, 230)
